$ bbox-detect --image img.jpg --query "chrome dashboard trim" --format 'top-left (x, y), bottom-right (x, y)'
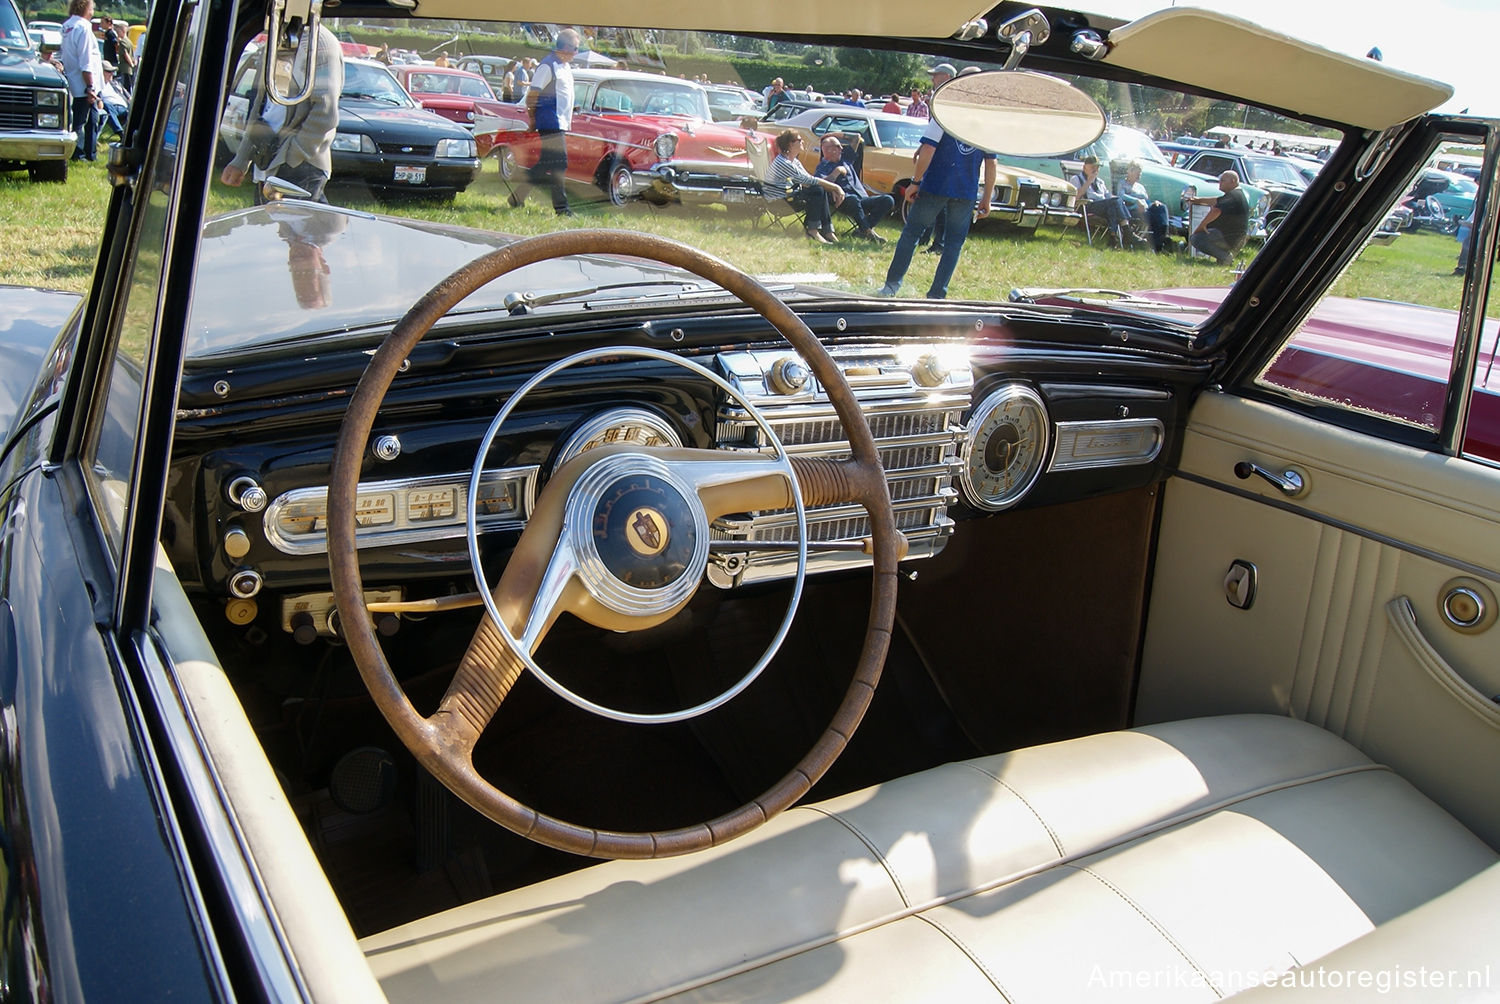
top-left (1048, 418), bottom-right (1165, 472)
top-left (262, 466), bottom-right (539, 555)
top-left (711, 344), bottom-right (970, 585)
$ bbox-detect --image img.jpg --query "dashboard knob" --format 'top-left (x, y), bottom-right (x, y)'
top-left (227, 475), bottom-right (267, 513)
top-left (289, 611), bottom-right (319, 646)
top-left (769, 357), bottom-right (809, 395)
top-left (914, 353), bottom-right (950, 388)
top-left (373, 435), bottom-right (402, 461)
top-left (223, 526), bottom-right (252, 559)
top-left (227, 568), bottom-right (262, 599)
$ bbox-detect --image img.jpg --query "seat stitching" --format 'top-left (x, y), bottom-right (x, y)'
top-left (914, 913), bottom-right (1017, 1002)
top-left (803, 805), bottom-right (912, 907)
top-left (1068, 862), bottom-right (1225, 998)
top-left (964, 762), bottom-right (1067, 857)
top-left (627, 761), bottom-right (1392, 1003)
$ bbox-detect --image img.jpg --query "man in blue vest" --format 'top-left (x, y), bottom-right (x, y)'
top-left (879, 117), bottom-right (996, 298)
top-left (509, 28), bottom-right (579, 216)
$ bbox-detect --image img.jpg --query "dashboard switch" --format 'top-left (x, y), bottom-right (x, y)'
top-left (223, 526), bottom-right (252, 559)
top-left (290, 611), bottom-right (319, 646)
top-left (227, 476), bottom-right (267, 513)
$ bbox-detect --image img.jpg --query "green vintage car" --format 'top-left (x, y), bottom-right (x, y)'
top-left (1007, 122), bottom-right (1270, 235)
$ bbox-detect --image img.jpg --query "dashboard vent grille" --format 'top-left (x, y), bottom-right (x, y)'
top-left (709, 344), bottom-right (971, 586)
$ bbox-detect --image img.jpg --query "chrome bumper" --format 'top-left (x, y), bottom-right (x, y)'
top-left (0, 128), bottom-right (77, 162)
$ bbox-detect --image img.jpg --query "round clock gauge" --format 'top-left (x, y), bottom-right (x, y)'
top-left (960, 384), bottom-right (1050, 511)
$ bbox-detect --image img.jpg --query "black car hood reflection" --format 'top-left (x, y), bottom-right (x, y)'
top-left (189, 203), bottom-right (716, 358)
top-left (337, 98), bottom-right (471, 143)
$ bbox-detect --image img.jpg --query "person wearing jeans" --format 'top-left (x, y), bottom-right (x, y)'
top-left (879, 119), bottom-right (995, 298)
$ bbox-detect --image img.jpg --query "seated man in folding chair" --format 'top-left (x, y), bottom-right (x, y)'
top-left (814, 134), bottom-right (894, 243)
top-left (1070, 154), bottom-right (1130, 248)
top-left (767, 130), bottom-right (846, 244)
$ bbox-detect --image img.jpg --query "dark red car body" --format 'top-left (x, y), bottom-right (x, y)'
top-left (391, 65), bottom-right (510, 159)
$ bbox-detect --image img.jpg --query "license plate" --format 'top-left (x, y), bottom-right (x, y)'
top-left (722, 188), bottom-right (746, 203)
top-left (394, 164), bottom-right (427, 185)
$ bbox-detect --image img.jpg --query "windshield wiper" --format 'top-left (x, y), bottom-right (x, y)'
top-left (501, 279), bottom-right (743, 314)
top-left (343, 91), bottom-right (403, 104)
top-left (1008, 287), bottom-right (1210, 314)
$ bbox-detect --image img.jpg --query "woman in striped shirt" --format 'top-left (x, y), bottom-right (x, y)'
top-left (767, 131), bottom-right (846, 244)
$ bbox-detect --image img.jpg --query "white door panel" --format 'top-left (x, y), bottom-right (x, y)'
top-left (1139, 391), bottom-right (1500, 846)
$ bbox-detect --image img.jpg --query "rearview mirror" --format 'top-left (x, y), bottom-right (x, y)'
top-left (930, 70), bottom-right (1105, 157)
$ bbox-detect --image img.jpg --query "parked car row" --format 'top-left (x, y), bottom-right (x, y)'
top-left (218, 56), bottom-right (481, 198)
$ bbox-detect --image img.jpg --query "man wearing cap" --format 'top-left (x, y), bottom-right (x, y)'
top-left (880, 84), bottom-right (996, 299)
top-left (97, 62), bottom-right (130, 139)
top-left (508, 28), bottom-right (580, 216)
top-left (913, 63), bottom-right (955, 254)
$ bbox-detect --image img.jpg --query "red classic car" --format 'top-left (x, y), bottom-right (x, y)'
top-left (482, 67), bottom-right (759, 206)
top-left (391, 65), bottom-right (511, 158)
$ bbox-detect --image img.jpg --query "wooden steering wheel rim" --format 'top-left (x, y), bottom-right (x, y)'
top-left (329, 229), bottom-right (898, 859)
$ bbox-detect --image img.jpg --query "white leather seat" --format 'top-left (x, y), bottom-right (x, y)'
top-left (361, 715), bottom-right (1497, 1002)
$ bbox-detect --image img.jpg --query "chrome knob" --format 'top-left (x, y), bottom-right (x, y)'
top-left (227, 475), bottom-right (267, 513)
top-left (227, 568), bottom-right (262, 599)
top-left (373, 435), bottom-right (402, 461)
top-left (913, 353), bottom-right (950, 388)
top-left (769, 358), bottom-right (809, 395)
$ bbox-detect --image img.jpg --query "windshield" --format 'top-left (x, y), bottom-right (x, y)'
top-left (0, 0), bottom-right (27, 50)
top-left (1244, 156), bottom-right (1306, 188)
top-left (592, 77), bottom-right (710, 118)
top-left (342, 60), bottom-right (416, 106)
top-left (198, 17), bottom-right (1476, 356)
top-left (407, 71), bottom-right (496, 100)
top-left (873, 117), bottom-right (927, 149)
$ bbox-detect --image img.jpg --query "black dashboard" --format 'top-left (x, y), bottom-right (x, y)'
top-left (166, 305), bottom-right (1208, 643)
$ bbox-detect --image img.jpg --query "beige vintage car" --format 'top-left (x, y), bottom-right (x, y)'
top-left (765, 104), bottom-right (1081, 230)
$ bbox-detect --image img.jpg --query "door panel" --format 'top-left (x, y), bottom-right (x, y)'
top-left (1139, 391), bottom-right (1500, 847)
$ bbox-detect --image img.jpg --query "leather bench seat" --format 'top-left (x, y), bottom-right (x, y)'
top-left (361, 715), bottom-right (1498, 1002)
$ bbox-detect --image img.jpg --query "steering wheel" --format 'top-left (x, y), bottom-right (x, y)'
top-left (329, 230), bottom-right (899, 859)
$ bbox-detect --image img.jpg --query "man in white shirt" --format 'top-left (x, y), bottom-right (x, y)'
top-left (507, 29), bottom-right (578, 215)
top-left (60, 0), bottom-right (102, 162)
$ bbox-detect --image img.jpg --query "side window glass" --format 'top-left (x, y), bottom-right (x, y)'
top-left (1463, 223), bottom-right (1499, 461)
top-left (1253, 134), bottom-right (1485, 455)
top-left (1195, 154), bottom-right (1231, 176)
top-left (81, 19), bottom-right (198, 548)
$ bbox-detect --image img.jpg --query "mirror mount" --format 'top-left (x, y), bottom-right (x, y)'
top-left (1070, 28), bottom-right (1108, 60)
top-left (996, 8), bottom-right (1050, 71)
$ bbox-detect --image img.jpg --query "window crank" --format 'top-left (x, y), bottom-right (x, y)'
top-left (1233, 461), bottom-right (1306, 496)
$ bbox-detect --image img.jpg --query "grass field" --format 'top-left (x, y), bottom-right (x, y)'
top-left (2, 155), bottom-right (1477, 317)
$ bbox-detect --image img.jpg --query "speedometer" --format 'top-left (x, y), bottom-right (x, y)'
top-left (555, 408), bottom-right (683, 467)
top-left (960, 384), bottom-right (1050, 511)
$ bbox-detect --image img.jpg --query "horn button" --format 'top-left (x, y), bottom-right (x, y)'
top-left (593, 475), bottom-right (696, 590)
top-left (569, 455), bottom-right (711, 617)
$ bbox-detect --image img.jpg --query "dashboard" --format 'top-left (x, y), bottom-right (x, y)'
top-left (167, 308), bottom-right (1203, 644)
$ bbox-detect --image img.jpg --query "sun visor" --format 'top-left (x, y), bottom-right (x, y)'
top-left (1106, 8), bottom-right (1452, 131)
top-left (396, 0), bottom-right (991, 37)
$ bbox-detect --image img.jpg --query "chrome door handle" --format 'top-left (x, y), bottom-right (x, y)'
top-left (1234, 460), bottom-right (1306, 496)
